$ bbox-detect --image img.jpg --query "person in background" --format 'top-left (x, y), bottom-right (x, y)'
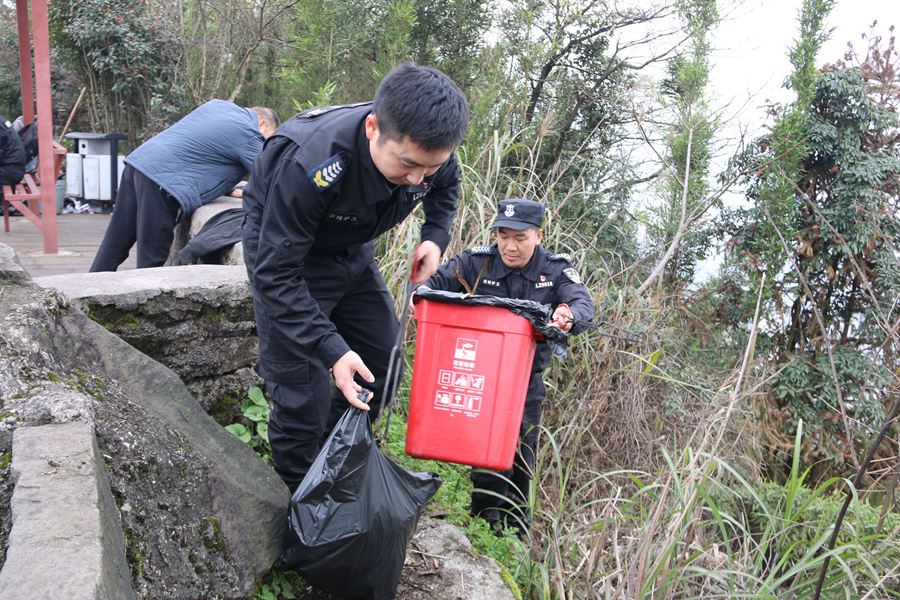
top-left (90, 100), bottom-right (279, 272)
top-left (242, 62), bottom-right (469, 493)
top-left (0, 114), bottom-right (25, 190)
top-left (421, 198), bottom-right (595, 533)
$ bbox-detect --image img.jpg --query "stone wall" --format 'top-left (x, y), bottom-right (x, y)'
top-left (0, 244), bottom-right (289, 599)
top-left (34, 265), bottom-right (260, 422)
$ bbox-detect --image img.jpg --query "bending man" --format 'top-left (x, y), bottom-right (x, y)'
top-left (242, 63), bottom-right (469, 492)
top-left (91, 100), bottom-right (279, 271)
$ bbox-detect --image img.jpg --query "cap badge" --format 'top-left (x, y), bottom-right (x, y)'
top-left (505, 204), bottom-right (515, 217)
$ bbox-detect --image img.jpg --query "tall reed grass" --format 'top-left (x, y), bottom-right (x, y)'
top-left (375, 130), bottom-right (900, 599)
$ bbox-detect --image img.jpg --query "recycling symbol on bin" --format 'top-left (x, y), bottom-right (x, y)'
top-left (454, 338), bottom-right (478, 360)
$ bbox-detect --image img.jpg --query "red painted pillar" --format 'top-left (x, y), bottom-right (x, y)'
top-left (31, 0), bottom-right (57, 254)
top-left (13, 0), bottom-right (58, 254)
top-left (15, 0), bottom-right (34, 124)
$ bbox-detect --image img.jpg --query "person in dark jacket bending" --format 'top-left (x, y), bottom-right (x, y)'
top-left (90, 100), bottom-right (279, 271)
top-left (242, 62), bottom-right (470, 493)
top-left (422, 198), bottom-right (595, 532)
top-left (0, 115), bottom-right (25, 188)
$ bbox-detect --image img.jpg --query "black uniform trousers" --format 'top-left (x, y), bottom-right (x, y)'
top-left (266, 249), bottom-right (401, 493)
top-left (471, 371), bottom-right (545, 528)
top-left (90, 165), bottom-right (181, 271)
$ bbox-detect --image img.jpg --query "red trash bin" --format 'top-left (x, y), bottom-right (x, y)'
top-left (405, 297), bottom-right (538, 470)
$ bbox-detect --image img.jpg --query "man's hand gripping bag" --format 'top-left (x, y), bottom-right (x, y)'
top-left (279, 406), bottom-right (441, 600)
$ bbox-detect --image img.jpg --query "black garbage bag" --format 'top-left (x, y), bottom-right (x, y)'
top-left (279, 405), bottom-right (442, 600)
top-left (17, 119), bottom-right (40, 174)
top-left (413, 287), bottom-right (570, 357)
top-left (177, 207), bottom-right (243, 264)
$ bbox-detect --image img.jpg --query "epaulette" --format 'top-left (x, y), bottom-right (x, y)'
top-left (550, 252), bottom-right (573, 263)
top-left (307, 154), bottom-right (346, 191)
top-left (300, 101), bottom-right (370, 119)
top-left (469, 245), bottom-right (493, 255)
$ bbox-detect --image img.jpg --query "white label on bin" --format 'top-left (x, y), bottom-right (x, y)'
top-left (433, 390), bottom-right (483, 415)
top-left (439, 370), bottom-right (485, 392)
top-left (454, 338), bottom-right (478, 361)
top-left (435, 391), bottom-right (452, 409)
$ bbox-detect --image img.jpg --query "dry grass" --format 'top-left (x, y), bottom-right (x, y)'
top-left (373, 130), bottom-right (900, 599)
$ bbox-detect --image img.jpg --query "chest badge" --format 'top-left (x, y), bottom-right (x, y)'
top-left (408, 182), bottom-right (430, 203)
top-left (308, 154), bottom-right (346, 191)
top-left (535, 274), bottom-right (553, 289)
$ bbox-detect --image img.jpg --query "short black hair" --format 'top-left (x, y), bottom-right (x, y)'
top-left (251, 106), bottom-right (281, 128)
top-left (372, 62), bottom-right (469, 151)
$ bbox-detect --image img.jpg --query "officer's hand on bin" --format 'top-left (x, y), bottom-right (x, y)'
top-left (332, 351), bottom-right (374, 410)
top-left (549, 303), bottom-right (573, 333)
top-left (410, 241), bottom-right (441, 283)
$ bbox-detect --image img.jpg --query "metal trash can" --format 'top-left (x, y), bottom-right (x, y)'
top-left (64, 132), bottom-right (127, 205)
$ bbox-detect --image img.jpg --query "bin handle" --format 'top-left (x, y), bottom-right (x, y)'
top-left (377, 279), bottom-right (415, 442)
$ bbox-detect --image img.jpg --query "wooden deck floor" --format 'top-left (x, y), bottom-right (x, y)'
top-left (1, 213), bottom-right (136, 278)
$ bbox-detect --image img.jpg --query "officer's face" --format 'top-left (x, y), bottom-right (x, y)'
top-left (365, 115), bottom-right (452, 186)
top-left (495, 226), bottom-right (543, 269)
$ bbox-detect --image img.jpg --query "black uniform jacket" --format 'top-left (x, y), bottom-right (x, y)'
top-left (0, 116), bottom-right (25, 186)
top-left (242, 103), bottom-right (460, 376)
top-left (425, 244), bottom-right (595, 372)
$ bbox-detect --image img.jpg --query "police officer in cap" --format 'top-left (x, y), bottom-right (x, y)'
top-left (242, 62), bottom-right (469, 493)
top-left (422, 198), bottom-right (595, 531)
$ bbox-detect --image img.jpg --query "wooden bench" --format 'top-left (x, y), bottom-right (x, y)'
top-left (2, 140), bottom-right (67, 233)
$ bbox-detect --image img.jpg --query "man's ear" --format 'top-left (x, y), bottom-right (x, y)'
top-left (536, 228), bottom-right (544, 243)
top-left (364, 114), bottom-right (378, 140)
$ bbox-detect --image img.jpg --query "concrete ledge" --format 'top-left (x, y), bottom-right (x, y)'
top-left (0, 422), bottom-right (136, 599)
top-left (33, 264), bottom-right (249, 308)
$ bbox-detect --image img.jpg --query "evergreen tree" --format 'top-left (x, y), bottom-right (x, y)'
top-left (717, 12), bottom-right (900, 478)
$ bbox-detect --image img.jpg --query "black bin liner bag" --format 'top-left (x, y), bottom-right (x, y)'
top-left (413, 288), bottom-right (570, 357)
top-left (279, 406), bottom-right (442, 599)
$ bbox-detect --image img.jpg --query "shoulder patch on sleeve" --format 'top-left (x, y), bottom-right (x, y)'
top-left (307, 154), bottom-right (346, 191)
top-left (551, 252), bottom-right (573, 263)
top-left (469, 245), bottom-right (493, 255)
top-left (563, 267), bottom-right (582, 284)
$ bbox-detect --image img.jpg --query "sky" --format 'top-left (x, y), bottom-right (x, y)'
top-left (653, 0), bottom-right (898, 279)
top-left (709, 0), bottom-right (898, 137)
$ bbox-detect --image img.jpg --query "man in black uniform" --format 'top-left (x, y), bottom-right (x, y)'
top-left (422, 198), bottom-right (594, 531)
top-left (242, 62), bottom-right (469, 492)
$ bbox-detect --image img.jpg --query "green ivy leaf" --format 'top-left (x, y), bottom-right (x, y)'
top-left (244, 405), bottom-right (269, 422)
top-left (225, 423), bottom-right (251, 444)
top-left (248, 386), bottom-right (267, 407)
